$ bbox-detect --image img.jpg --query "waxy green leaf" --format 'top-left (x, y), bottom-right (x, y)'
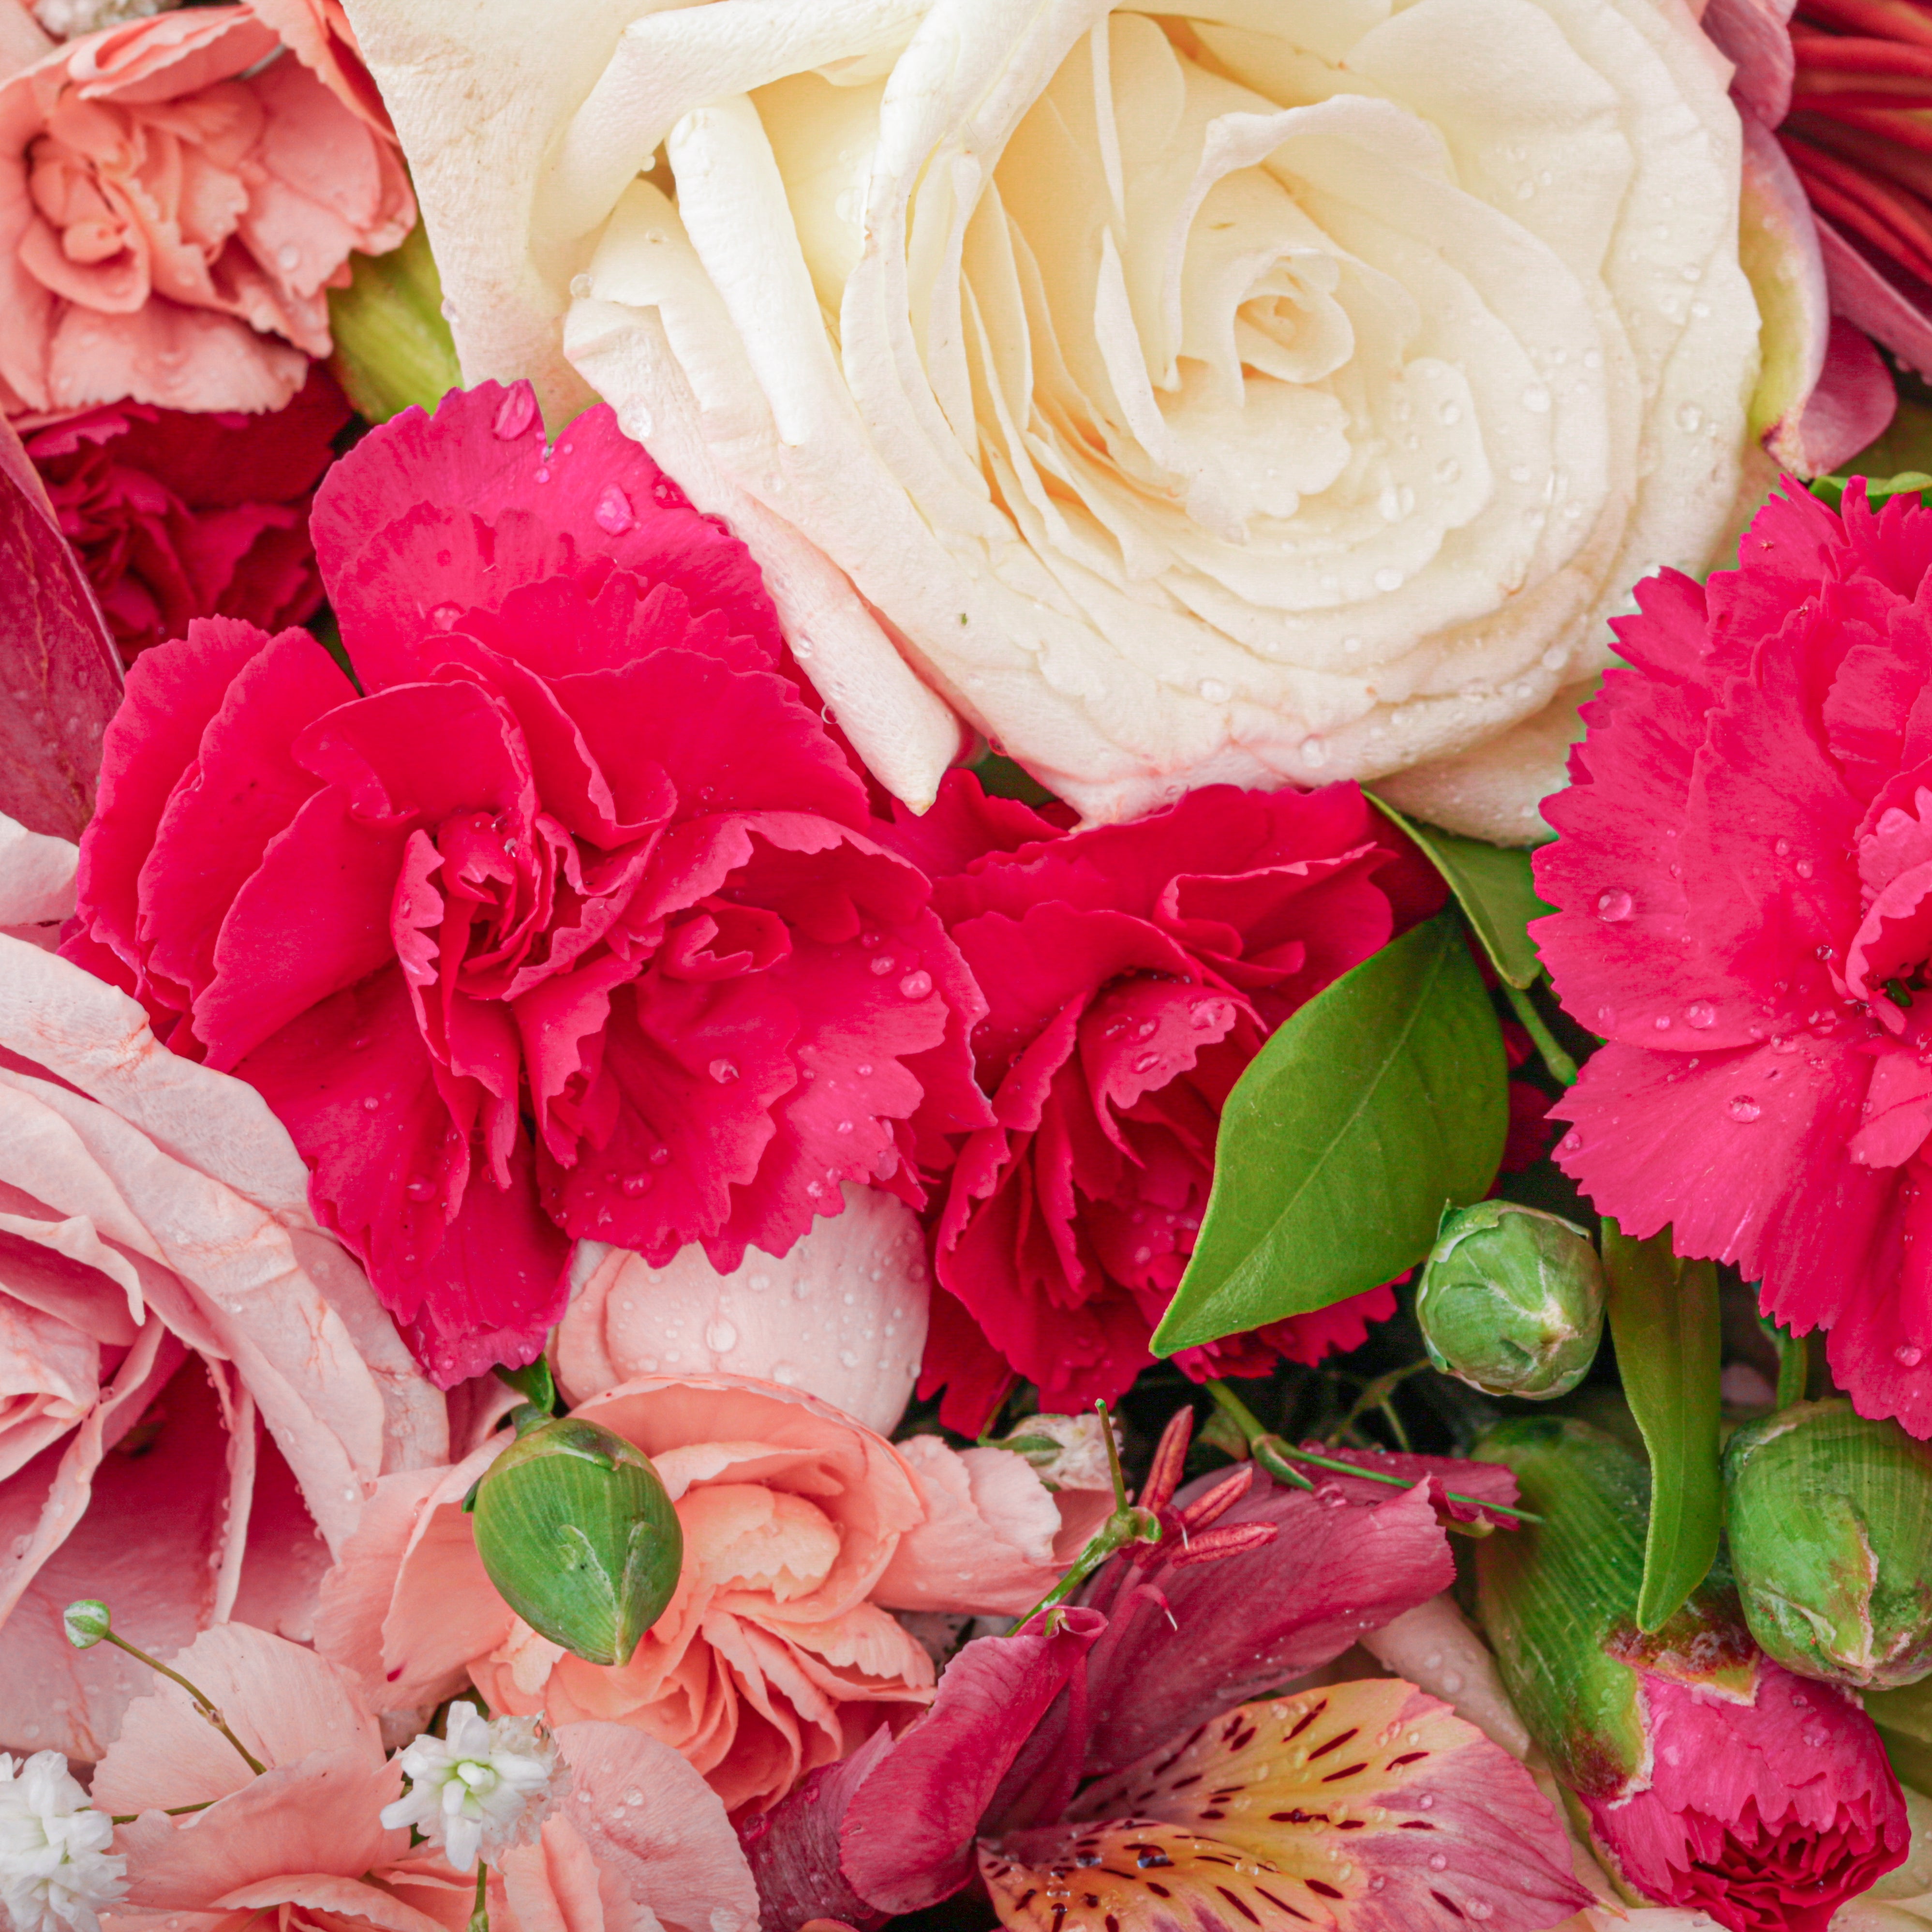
top-left (1152, 913), bottom-right (1507, 1355)
top-left (1600, 1221), bottom-right (1722, 1631)
top-left (1369, 795), bottom-right (1552, 989)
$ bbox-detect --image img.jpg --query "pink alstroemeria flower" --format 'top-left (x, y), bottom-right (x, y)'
top-left (739, 1411), bottom-right (1591, 1932)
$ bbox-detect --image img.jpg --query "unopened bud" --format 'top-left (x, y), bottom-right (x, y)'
top-left (470, 1415), bottom-right (682, 1668)
top-left (62, 1600), bottom-right (111, 1650)
top-left (327, 222), bottom-right (463, 425)
top-left (1725, 1399), bottom-right (1932, 1689)
top-left (1416, 1202), bottom-right (1605, 1399)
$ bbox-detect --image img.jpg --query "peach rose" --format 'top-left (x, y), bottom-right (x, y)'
top-left (0, 810), bottom-right (446, 1763)
top-left (0, 0), bottom-right (413, 421)
top-left (93, 1623), bottom-right (759, 1932)
top-left (318, 1373), bottom-right (938, 1817)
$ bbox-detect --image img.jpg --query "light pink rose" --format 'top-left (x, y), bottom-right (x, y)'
top-left (0, 811), bottom-right (446, 1762)
top-left (318, 1373), bottom-right (939, 1818)
top-left (94, 1623), bottom-right (759, 1932)
top-left (0, 0), bottom-right (413, 421)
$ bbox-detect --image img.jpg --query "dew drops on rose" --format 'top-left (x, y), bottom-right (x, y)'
top-left (1728, 1095), bottom-right (1762, 1122)
top-left (1596, 888), bottom-right (1634, 922)
top-left (1897, 1345), bottom-right (1925, 1367)
top-left (709, 1059), bottom-right (739, 1085)
top-left (1686, 1001), bottom-right (1716, 1028)
top-left (899, 970), bottom-right (933, 999)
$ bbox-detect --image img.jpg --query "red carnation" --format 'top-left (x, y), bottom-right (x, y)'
top-left (1536, 478), bottom-right (1932, 1436)
top-left (885, 772), bottom-right (1443, 1429)
top-left (69, 381), bottom-right (987, 1385)
top-left (24, 365), bottom-right (349, 666)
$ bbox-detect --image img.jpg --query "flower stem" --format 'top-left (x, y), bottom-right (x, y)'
top-left (467, 1861), bottom-right (490, 1932)
top-left (1503, 979), bottom-right (1580, 1087)
top-left (108, 1801), bottom-right (215, 1825)
top-left (1005, 1399), bottom-right (1159, 1633)
top-left (99, 1632), bottom-right (267, 1777)
top-left (1204, 1380), bottom-right (1542, 1523)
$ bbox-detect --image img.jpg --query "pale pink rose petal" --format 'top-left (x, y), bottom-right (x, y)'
top-left (0, 811), bottom-right (77, 926)
top-left (872, 1435), bottom-right (1114, 1617)
top-left (542, 1721), bottom-right (759, 1932)
top-left (92, 1621), bottom-right (384, 1816)
top-left (555, 1184), bottom-right (930, 1436)
top-left (111, 1749), bottom-right (407, 1909)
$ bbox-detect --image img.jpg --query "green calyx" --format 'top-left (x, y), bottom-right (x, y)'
top-left (327, 222), bottom-right (463, 425)
top-left (470, 1415), bottom-right (683, 1668)
top-left (1725, 1398), bottom-right (1932, 1690)
top-left (1417, 1202), bottom-right (1605, 1400)
top-left (1472, 1417), bottom-right (1751, 1798)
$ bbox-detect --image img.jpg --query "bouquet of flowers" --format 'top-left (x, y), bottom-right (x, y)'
top-left (4, 1), bottom-right (1932, 1930)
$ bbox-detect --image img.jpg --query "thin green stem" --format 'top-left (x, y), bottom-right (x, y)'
top-left (1204, 1379), bottom-right (1541, 1523)
top-left (1324, 1361), bottom-right (1431, 1446)
top-left (1503, 980), bottom-right (1580, 1087)
top-left (467, 1861), bottom-right (490, 1932)
top-left (101, 1632), bottom-right (266, 1776)
top-left (1005, 1399), bottom-right (1158, 1632)
top-left (108, 1801), bottom-right (215, 1825)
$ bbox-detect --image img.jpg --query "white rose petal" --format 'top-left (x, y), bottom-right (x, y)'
top-left (347, 0), bottom-right (1760, 840)
top-left (0, 1753), bottom-right (125, 1932)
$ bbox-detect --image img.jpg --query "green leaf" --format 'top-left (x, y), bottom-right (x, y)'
top-left (1368, 795), bottom-right (1553, 989)
top-left (1808, 469), bottom-right (1932, 513)
top-left (1152, 913), bottom-right (1508, 1354)
top-left (1600, 1221), bottom-right (1722, 1632)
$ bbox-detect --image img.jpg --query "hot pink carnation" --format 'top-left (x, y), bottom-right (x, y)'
top-left (884, 772), bottom-right (1444, 1429)
top-left (0, 0), bottom-right (413, 420)
top-left (1537, 479), bottom-right (1932, 1435)
top-left (69, 381), bottom-right (987, 1386)
top-left (24, 361), bottom-right (348, 665)
top-left (1583, 1654), bottom-right (1908, 1932)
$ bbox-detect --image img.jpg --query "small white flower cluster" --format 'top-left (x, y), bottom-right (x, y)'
top-left (381, 1707), bottom-right (563, 1874)
top-left (31, 0), bottom-right (176, 38)
top-left (0, 1753), bottom-right (126, 1932)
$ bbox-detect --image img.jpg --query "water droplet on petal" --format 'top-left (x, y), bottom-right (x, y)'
top-left (870, 954), bottom-right (896, 976)
top-left (275, 242), bottom-right (300, 272)
top-left (709, 1059), bottom-right (739, 1085)
top-left (1728, 1095), bottom-right (1762, 1122)
top-left (406, 1177), bottom-right (435, 1200)
top-left (1896, 1344), bottom-right (1925, 1367)
top-left (1428, 1853), bottom-right (1450, 1871)
top-left (1373, 567), bottom-right (1404, 594)
top-left (899, 970), bottom-right (933, 999)
top-left (705, 1319), bottom-right (738, 1352)
top-left (1675, 402), bottom-right (1704, 433)
top-left (1522, 385), bottom-right (1551, 413)
top-left (1596, 889), bottom-right (1634, 922)
top-left (493, 386), bottom-right (537, 440)
top-left (594, 484), bottom-right (635, 535)
top-left (622, 1174), bottom-right (651, 1198)
top-left (363, 1096), bottom-right (381, 1112)
top-left (1686, 1001), bottom-right (1716, 1029)
top-left (431, 602), bottom-right (462, 630)
top-left (1302, 735), bottom-right (1328, 768)
top-left (1558, 1130), bottom-right (1583, 1154)
top-left (1198, 677), bottom-right (1231, 703)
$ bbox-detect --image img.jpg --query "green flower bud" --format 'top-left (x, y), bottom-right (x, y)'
top-left (1416, 1202), bottom-right (1605, 1399)
top-left (62, 1600), bottom-right (111, 1650)
top-left (1725, 1398), bottom-right (1932, 1689)
top-left (470, 1416), bottom-right (683, 1667)
top-left (327, 223), bottom-right (463, 425)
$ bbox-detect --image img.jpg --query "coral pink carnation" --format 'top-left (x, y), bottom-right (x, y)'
top-left (315, 1373), bottom-right (935, 1820)
top-left (1536, 478), bottom-right (1932, 1435)
top-left (1583, 1655), bottom-right (1909, 1932)
top-left (68, 382), bottom-right (988, 1385)
top-left (24, 362), bottom-right (348, 665)
top-left (882, 771), bottom-right (1444, 1429)
top-left (0, 0), bottom-right (413, 421)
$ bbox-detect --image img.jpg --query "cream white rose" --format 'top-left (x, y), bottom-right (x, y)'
top-left (345, 0), bottom-right (1759, 840)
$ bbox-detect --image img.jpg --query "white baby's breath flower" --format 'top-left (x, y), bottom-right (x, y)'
top-left (0, 1752), bottom-right (126, 1932)
top-left (381, 1708), bottom-right (563, 1874)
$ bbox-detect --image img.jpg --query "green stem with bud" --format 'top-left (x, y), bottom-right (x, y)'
top-left (96, 1629), bottom-right (267, 1777)
top-left (1204, 1380), bottom-right (1542, 1523)
top-left (1503, 980), bottom-right (1580, 1087)
top-left (468, 1861), bottom-right (490, 1932)
top-left (1006, 1400), bottom-right (1160, 1632)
